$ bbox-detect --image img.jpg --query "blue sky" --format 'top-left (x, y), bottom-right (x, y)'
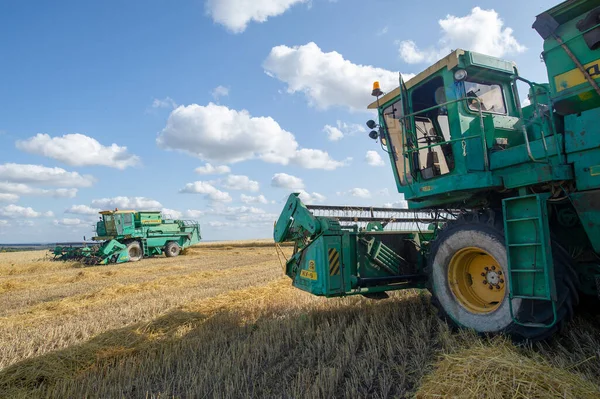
top-left (0, 0), bottom-right (557, 242)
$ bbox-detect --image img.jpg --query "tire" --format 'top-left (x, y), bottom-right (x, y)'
top-left (165, 242), bottom-right (181, 258)
top-left (427, 210), bottom-right (578, 341)
top-left (126, 241), bottom-right (143, 262)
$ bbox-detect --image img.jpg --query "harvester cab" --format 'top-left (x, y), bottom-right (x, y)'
top-left (275, 0), bottom-right (600, 341)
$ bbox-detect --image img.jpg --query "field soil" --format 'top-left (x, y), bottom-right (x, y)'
top-left (1, 241), bottom-right (599, 398)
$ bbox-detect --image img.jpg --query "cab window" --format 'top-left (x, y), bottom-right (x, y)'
top-left (465, 80), bottom-right (506, 114)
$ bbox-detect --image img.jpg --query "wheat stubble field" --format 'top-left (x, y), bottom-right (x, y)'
top-left (1, 242), bottom-right (600, 398)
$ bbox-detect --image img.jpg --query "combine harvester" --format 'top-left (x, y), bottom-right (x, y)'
top-left (275, 0), bottom-right (600, 341)
top-left (53, 210), bottom-right (201, 265)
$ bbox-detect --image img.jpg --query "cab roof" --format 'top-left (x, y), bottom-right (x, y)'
top-left (367, 49), bottom-right (465, 110)
top-left (99, 210), bottom-right (162, 215)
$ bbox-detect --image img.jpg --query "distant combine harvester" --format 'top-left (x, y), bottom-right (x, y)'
top-left (52, 209), bottom-right (201, 265)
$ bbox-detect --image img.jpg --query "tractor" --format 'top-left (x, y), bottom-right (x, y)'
top-left (274, 0), bottom-right (600, 341)
top-left (52, 210), bottom-right (201, 265)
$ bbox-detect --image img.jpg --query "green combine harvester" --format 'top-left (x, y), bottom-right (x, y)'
top-left (275, 0), bottom-right (600, 341)
top-left (53, 210), bottom-right (201, 265)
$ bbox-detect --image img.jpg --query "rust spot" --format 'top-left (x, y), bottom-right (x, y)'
top-left (580, 130), bottom-right (586, 137)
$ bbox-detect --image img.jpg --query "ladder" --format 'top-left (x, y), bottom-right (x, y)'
top-left (141, 239), bottom-right (149, 257)
top-left (502, 193), bottom-right (557, 328)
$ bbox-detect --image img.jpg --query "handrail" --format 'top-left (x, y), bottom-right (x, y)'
top-left (396, 96), bottom-right (490, 172)
top-left (512, 75), bottom-right (557, 164)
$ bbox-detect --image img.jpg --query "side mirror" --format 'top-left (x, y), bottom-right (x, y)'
top-left (369, 130), bottom-right (379, 140)
top-left (366, 120), bottom-right (377, 129)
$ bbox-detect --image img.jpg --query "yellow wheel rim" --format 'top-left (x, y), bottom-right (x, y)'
top-left (447, 247), bottom-right (506, 314)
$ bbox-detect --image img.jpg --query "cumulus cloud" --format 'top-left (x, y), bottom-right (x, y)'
top-left (298, 190), bottom-right (326, 204)
top-left (240, 194), bottom-right (269, 204)
top-left (365, 150), bottom-right (385, 166)
top-left (195, 163), bottom-right (231, 175)
top-left (323, 125), bottom-right (343, 141)
top-left (65, 204), bottom-right (101, 215)
top-left (208, 206), bottom-right (278, 224)
top-left (205, 0), bottom-right (308, 33)
top-left (323, 120), bottom-right (366, 141)
top-left (157, 103), bottom-right (345, 169)
top-left (0, 182), bottom-right (77, 198)
top-left (221, 174), bottom-right (260, 192)
top-left (161, 208), bottom-right (183, 219)
top-left (211, 85), bottom-right (230, 101)
top-left (264, 42), bottom-right (410, 111)
top-left (151, 97), bottom-right (178, 109)
top-left (157, 103), bottom-right (298, 164)
top-left (292, 149), bottom-right (350, 170)
top-left (207, 220), bottom-right (232, 228)
top-left (398, 7), bottom-right (526, 64)
top-left (0, 204), bottom-right (52, 218)
top-left (383, 198), bottom-right (409, 209)
top-left (184, 209), bottom-right (205, 219)
top-left (337, 188), bottom-right (371, 198)
top-left (271, 173), bottom-right (304, 189)
top-left (16, 134), bottom-right (140, 169)
top-left (91, 196), bottom-right (163, 210)
top-left (0, 193), bottom-right (19, 203)
top-left (0, 163), bottom-right (93, 187)
top-left (179, 181), bottom-right (233, 202)
top-left (54, 218), bottom-right (89, 227)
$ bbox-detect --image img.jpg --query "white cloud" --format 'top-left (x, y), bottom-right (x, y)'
top-left (222, 174), bottom-right (260, 192)
top-left (157, 103), bottom-right (345, 169)
top-left (91, 196), bottom-right (163, 210)
top-left (0, 220), bottom-right (9, 227)
top-left (522, 97), bottom-right (531, 107)
top-left (377, 188), bottom-right (390, 196)
top-left (158, 103), bottom-right (297, 164)
top-left (16, 134), bottom-right (140, 169)
top-left (161, 208), bottom-right (183, 219)
top-left (398, 7), bottom-right (526, 64)
top-left (195, 163), bottom-right (231, 175)
top-left (323, 125), bottom-right (343, 141)
top-left (271, 173), bottom-right (304, 189)
top-left (383, 199), bottom-right (409, 209)
top-left (54, 218), bottom-right (88, 227)
top-left (298, 190), bottom-right (326, 204)
top-left (0, 163), bottom-right (93, 187)
top-left (208, 220), bottom-right (232, 228)
top-left (0, 204), bottom-right (51, 218)
top-left (263, 42), bottom-right (410, 111)
top-left (0, 193), bottom-right (19, 203)
top-left (179, 181), bottom-right (233, 202)
top-left (152, 97), bottom-right (177, 109)
top-left (241, 194), bottom-right (269, 204)
top-left (365, 150), bottom-right (385, 166)
top-left (323, 120), bottom-right (366, 141)
top-left (184, 209), bottom-right (205, 219)
top-left (211, 85), bottom-right (230, 101)
top-left (338, 188), bottom-right (371, 198)
top-left (292, 149), bottom-right (350, 170)
top-left (65, 204), bottom-right (101, 215)
top-left (205, 0), bottom-right (307, 33)
top-left (0, 182), bottom-right (77, 198)
top-left (208, 206), bottom-right (278, 224)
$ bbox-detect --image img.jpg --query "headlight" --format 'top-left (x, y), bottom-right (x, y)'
top-left (454, 69), bottom-right (468, 81)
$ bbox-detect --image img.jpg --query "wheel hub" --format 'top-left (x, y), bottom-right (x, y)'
top-left (447, 247), bottom-right (506, 314)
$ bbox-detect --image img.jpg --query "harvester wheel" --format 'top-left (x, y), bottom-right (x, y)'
top-left (126, 241), bottom-right (143, 262)
top-left (165, 242), bottom-right (181, 257)
top-left (427, 210), bottom-right (578, 341)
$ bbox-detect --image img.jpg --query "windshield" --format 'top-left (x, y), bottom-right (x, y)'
top-left (465, 81), bottom-right (506, 114)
